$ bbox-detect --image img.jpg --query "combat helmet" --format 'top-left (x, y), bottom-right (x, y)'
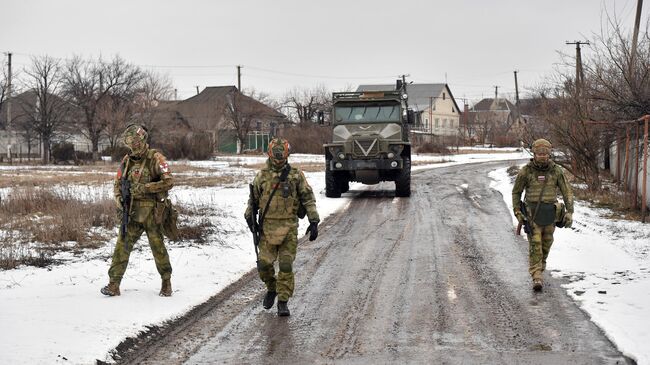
top-left (267, 137), bottom-right (291, 167)
top-left (123, 124), bottom-right (149, 156)
top-left (532, 138), bottom-right (552, 166)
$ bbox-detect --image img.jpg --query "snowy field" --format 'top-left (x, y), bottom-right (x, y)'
top-left (11, 148), bottom-right (636, 365)
top-left (490, 166), bottom-right (650, 365)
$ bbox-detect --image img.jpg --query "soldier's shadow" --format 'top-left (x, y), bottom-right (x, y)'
top-left (261, 312), bottom-right (295, 356)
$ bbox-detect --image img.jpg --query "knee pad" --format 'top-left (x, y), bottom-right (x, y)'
top-left (279, 259), bottom-right (292, 273)
top-left (258, 260), bottom-right (274, 272)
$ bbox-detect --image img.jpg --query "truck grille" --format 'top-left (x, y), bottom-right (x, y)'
top-left (353, 138), bottom-right (379, 157)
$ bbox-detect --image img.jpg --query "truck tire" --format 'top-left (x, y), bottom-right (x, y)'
top-left (340, 179), bottom-right (349, 193)
top-left (395, 155), bottom-right (411, 197)
top-left (325, 164), bottom-right (341, 198)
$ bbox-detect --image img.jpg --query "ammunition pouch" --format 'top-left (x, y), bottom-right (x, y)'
top-left (161, 198), bottom-right (179, 241)
top-left (530, 202), bottom-right (556, 226)
top-left (555, 202), bottom-right (566, 228)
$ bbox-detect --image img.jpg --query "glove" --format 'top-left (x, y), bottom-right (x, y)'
top-left (563, 212), bottom-right (573, 228)
top-left (130, 183), bottom-right (147, 198)
top-left (514, 211), bottom-right (525, 224)
top-left (305, 221), bottom-right (318, 241)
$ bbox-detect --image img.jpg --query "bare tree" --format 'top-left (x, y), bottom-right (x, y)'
top-left (282, 85), bottom-right (331, 124)
top-left (225, 90), bottom-right (273, 154)
top-left (18, 56), bottom-right (70, 163)
top-left (63, 55), bottom-right (142, 159)
top-left (133, 70), bottom-right (175, 145)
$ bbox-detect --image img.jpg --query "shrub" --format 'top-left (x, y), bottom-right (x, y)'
top-left (281, 123), bottom-right (332, 154)
top-left (51, 142), bottom-right (75, 162)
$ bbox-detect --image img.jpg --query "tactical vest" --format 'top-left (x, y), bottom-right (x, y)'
top-left (258, 167), bottom-right (302, 220)
top-left (523, 162), bottom-right (562, 204)
top-left (122, 149), bottom-right (166, 222)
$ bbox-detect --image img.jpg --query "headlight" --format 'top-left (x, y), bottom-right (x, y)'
top-left (387, 152), bottom-right (395, 158)
top-left (338, 152), bottom-right (345, 160)
top-left (335, 162), bottom-right (343, 168)
top-left (390, 161), bottom-right (398, 167)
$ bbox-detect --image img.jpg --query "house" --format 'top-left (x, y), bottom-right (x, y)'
top-left (467, 97), bottom-right (525, 146)
top-left (0, 89), bottom-right (89, 160)
top-left (356, 83), bottom-right (462, 144)
top-left (151, 86), bottom-right (289, 153)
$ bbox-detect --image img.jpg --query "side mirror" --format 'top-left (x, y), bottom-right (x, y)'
top-left (317, 111), bottom-right (325, 125)
top-left (407, 109), bottom-right (415, 124)
top-left (396, 79), bottom-right (403, 91)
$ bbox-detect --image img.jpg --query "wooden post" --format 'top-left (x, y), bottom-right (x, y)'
top-left (616, 130), bottom-right (623, 182)
top-left (642, 117), bottom-right (649, 223)
top-left (635, 123), bottom-right (640, 208)
top-left (625, 127), bottom-right (630, 193)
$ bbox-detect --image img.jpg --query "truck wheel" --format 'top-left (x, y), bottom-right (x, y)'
top-left (395, 155), bottom-right (411, 197)
top-left (339, 179), bottom-right (349, 193)
top-left (325, 165), bottom-right (341, 198)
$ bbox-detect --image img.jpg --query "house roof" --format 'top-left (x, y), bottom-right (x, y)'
top-left (171, 86), bottom-right (286, 121)
top-left (472, 98), bottom-right (517, 112)
top-left (356, 83), bottom-right (461, 114)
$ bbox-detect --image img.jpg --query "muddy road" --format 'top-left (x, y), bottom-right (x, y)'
top-left (117, 161), bottom-right (633, 364)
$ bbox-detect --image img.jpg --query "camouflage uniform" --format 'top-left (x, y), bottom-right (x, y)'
top-left (102, 124), bottom-right (174, 297)
top-left (245, 138), bottom-right (319, 314)
top-left (512, 139), bottom-right (573, 290)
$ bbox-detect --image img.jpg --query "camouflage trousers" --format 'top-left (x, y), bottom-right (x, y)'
top-left (528, 222), bottom-right (555, 279)
top-left (108, 211), bottom-right (172, 284)
top-left (258, 226), bottom-right (298, 302)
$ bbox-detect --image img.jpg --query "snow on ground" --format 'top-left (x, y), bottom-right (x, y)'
top-left (490, 166), bottom-right (650, 365)
top-left (1, 149), bottom-right (538, 365)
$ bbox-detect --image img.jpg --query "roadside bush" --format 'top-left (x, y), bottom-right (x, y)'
top-left (103, 146), bottom-right (130, 162)
top-left (415, 141), bottom-right (450, 154)
top-left (156, 132), bottom-right (213, 160)
top-left (52, 142), bottom-right (75, 162)
top-left (507, 165), bottom-right (520, 176)
top-left (281, 123), bottom-right (332, 154)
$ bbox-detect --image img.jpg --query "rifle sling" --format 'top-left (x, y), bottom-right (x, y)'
top-left (258, 164), bottom-right (291, 232)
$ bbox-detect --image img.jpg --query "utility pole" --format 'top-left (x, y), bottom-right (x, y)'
top-left (195, 85), bottom-right (200, 95)
top-left (494, 85), bottom-right (499, 100)
top-left (630, 0), bottom-right (644, 79)
top-left (6, 52), bottom-right (12, 161)
top-left (174, 88), bottom-right (178, 100)
top-left (566, 41), bottom-right (589, 97)
top-left (513, 70), bottom-right (520, 106)
top-left (237, 65), bottom-right (242, 91)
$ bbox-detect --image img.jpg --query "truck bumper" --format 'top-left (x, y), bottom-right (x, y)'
top-left (329, 158), bottom-right (403, 171)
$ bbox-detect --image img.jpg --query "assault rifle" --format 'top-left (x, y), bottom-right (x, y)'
top-left (120, 167), bottom-right (131, 250)
top-left (248, 184), bottom-right (261, 266)
top-left (516, 200), bottom-right (532, 235)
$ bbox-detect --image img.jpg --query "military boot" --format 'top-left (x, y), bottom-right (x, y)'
top-left (277, 300), bottom-right (290, 316)
top-left (533, 278), bottom-right (543, 292)
top-left (101, 282), bottom-right (120, 296)
top-left (159, 279), bottom-right (172, 297)
top-left (263, 291), bottom-right (277, 309)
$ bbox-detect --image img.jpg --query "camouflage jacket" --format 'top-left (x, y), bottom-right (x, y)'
top-left (245, 160), bottom-right (320, 229)
top-left (512, 159), bottom-right (573, 214)
top-left (114, 148), bottom-right (174, 220)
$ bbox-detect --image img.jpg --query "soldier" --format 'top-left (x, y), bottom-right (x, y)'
top-left (101, 124), bottom-right (174, 297)
top-left (244, 137), bottom-right (320, 316)
top-left (512, 138), bottom-right (573, 292)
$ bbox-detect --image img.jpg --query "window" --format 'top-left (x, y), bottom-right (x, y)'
top-left (443, 92), bottom-right (446, 100)
top-left (442, 119), bottom-right (447, 128)
top-left (435, 118), bottom-right (439, 128)
top-left (452, 107), bottom-right (455, 113)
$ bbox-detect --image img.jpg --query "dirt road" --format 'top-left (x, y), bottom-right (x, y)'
top-left (116, 161), bottom-right (633, 364)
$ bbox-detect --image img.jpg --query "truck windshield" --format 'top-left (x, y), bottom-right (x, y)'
top-left (334, 105), bottom-right (400, 123)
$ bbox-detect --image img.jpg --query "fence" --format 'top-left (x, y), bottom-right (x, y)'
top-left (607, 115), bottom-right (650, 222)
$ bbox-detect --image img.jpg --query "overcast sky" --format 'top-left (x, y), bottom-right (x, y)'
top-left (2, 0), bottom-right (649, 105)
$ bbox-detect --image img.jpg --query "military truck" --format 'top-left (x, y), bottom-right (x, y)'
top-left (323, 83), bottom-right (413, 197)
